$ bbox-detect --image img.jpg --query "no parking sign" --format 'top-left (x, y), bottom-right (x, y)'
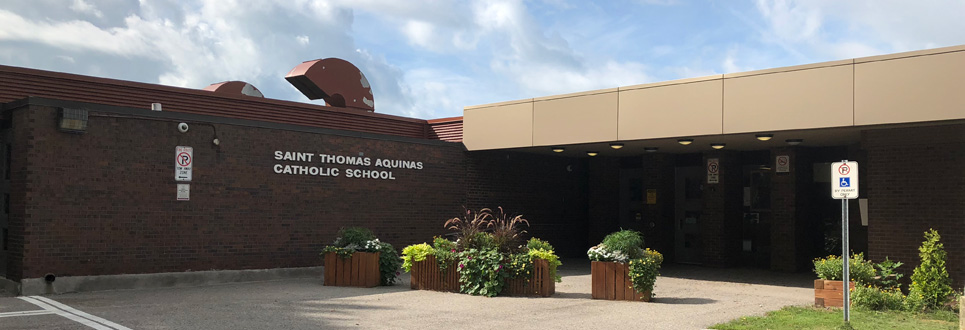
top-left (831, 161), bottom-right (858, 199)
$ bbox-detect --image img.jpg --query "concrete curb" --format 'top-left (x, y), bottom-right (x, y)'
top-left (19, 266), bottom-right (324, 296)
top-left (0, 277), bottom-right (20, 296)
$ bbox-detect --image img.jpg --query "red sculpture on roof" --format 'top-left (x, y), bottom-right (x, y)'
top-left (285, 58), bottom-right (375, 112)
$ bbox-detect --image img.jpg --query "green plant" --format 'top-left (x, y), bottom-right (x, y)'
top-left (401, 243), bottom-right (433, 272)
top-left (528, 248), bottom-right (562, 283)
top-left (851, 285), bottom-right (906, 311)
top-left (332, 227), bottom-right (376, 248)
top-left (812, 253), bottom-right (876, 285)
top-left (628, 249), bottom-right (663, 297)
top-left (488, 207), bottom-right (529, 253)
top-left (457, 248), bottom-right (506, 297)
top-left (321, 245), bottom-right (353, 258)
top-left (375, 241), bottom-right (402, 286)
top-left (527, 238), bottom-right (554, 252)
top-left (432, 237), bottom-right (458, 270)
top-left (504, 252), bottom-right (533, 279)
top-left (601, 230), bottom-right (645, 260)
top-left (908, 229), bottom-right (954, 310)
top-left (874, 257), bottom-right (904, 290)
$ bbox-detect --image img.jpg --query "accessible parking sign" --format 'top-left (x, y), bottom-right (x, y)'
top-left (831, 161), bottom-right (858, 199)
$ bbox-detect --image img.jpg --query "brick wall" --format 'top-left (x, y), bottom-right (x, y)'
top-left (9, 103), bottom-right (466, 280)
top-left (466, 150), bottom-right (587, 257)
top-left (864, 123), bottom-right (964, 289)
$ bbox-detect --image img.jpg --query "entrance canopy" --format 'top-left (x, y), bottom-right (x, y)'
top-left (462, 45), bottom-right (965, 155)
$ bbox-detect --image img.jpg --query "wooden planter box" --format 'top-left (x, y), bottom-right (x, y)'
top-left (409, 257), bottom-right (555, 297)
top-left (501, 258), bottom-right (555, 297)
top-left (410, 255), bottom-right (459, 292)
top-left (323, 252), bottom-right (380, 288)
top-left (814, 279), bottom-right (855, 308)
top-left (591, 261), bottom-right (651, 302)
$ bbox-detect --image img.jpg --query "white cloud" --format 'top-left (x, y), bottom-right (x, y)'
top-left (69, 0), bottom-right (103, 18)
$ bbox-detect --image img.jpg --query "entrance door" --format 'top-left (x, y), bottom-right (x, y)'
top-left (618, 169), bottom-right (644, 231)
top-left (675, 166), bottom-right (703, 264)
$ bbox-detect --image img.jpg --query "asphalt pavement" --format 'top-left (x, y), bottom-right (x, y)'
top-left (0, 260), bottom-right (814, 330)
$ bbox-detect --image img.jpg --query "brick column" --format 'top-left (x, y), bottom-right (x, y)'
top-left (769, 147), bottom-right (813, 272)
top-left (701, 151), bottom-right (742, 267)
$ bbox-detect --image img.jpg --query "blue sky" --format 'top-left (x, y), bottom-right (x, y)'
top-left (2, 0), bottom-right (964, 119)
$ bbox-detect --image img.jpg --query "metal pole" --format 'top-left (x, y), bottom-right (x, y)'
top-left (841, 160), bottom-right (851, 323)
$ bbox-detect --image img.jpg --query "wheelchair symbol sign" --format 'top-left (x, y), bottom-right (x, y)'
top-left (831, 161), bottom-right (858, 199)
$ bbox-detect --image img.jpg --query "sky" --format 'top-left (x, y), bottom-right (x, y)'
top-left (1, 0), bottom-right (964, 119)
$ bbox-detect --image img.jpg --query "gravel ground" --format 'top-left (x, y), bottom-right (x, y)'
top-left (0, 259), bottom-right (813, 330)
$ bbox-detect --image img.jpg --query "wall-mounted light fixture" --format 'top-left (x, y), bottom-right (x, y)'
top-left (552, 147), bottom-right (565, 153)
top-left (644, 147), bottom-right (659, 153)
top-left (677, 139), bottom-right (694, 145)
top-left (786, 139), bottom-right (803, 146)
top-left (756, 134), bottom-right (773, 141)
top-left (586, 151), bottom-right (599, 157)
top-left (711, 143), bottom-right (726, 150)
top-left (58, 108), bottom-right (88, 133)
top-left (609, 143), bottom-right (624, 149)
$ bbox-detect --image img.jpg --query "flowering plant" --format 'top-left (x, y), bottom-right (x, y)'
top-left (321, 227), bottom-right (401, 286)
top-left (590, 230), bottom-right (663, 298)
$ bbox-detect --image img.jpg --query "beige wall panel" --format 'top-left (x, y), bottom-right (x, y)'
top-left (532, 92), bottom-right (618, 146)
top-left (463, 102), bottom-right (533, 150)
top-left (855, 51), bottom-right (965, 125)
top-left (619, 80), bottom-right (723, 140)
top-left (723, 65), bottom-right (854, 134)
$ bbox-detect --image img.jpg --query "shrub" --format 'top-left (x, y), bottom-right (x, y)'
top-left (873, 257), bottom-right (904, 290)
top-left (850, 285), bottom-right (905, 311)
top-left (401, 243), bottom-right (433, 272)
top-left (908, 229), bottom-right (954, 310)
top-left (812, 253), bottom-right (875, 285)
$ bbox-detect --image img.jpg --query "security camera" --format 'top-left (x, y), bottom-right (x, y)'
top-left (178, 123), bottom-right (189, 133)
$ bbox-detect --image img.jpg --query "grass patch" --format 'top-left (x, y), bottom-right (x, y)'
top-left (711, 306), bottom-right (960, 330)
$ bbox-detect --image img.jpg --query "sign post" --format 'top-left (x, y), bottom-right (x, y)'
top-left (831, 160), bottom-right (858, 323)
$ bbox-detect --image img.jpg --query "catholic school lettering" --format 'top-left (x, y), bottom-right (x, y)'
top-left (272, 151), bottom-right (423, 180)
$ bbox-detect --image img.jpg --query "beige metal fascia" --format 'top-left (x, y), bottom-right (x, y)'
top-left (532, 88), bottom-right (619, 146)
top-left (854, 47), bottom-right (965, 126)
top-left (618, 75), bottom-right (724, 140)
top-left (463, 98), bottom-right (535, 150)
top-left (854, 44), bottom-right (965, 64)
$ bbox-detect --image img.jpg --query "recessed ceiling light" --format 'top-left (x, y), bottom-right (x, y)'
top-left (786, 139), bottom-right (803, 146)
top-left (756, 134), bottom-right (773, 141)
top-left (552, 147), bottom-right (565, 153)
top-left (586, 151), bottom-right (598, 157)
top-left (711, 143), bottom-right (726, 150)
top-left (609, 143), bottom-right (624, 149)
top-left (644, 147), bottom-right (659, 153)
top-left (678, 139), bottom-right (694, 145)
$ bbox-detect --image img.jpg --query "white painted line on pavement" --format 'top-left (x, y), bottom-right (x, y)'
top-left (0, 309), bottom-right (56, 318)
top-left (31, 296), bottom-right (133, 330)
top-left (18, 296), bottom-right (115, 330)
